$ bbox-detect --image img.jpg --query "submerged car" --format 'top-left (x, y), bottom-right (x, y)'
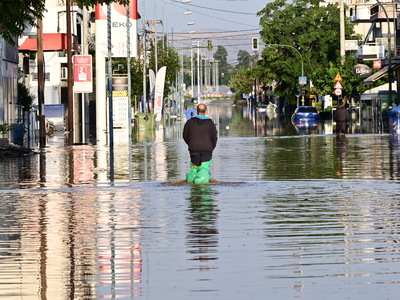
top-left (292, 106), bottom-right (320, 122)
top-left (255, 104), bottom-right (268, 113)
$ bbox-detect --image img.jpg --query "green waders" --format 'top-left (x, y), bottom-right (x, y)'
top-left (186, 160), bottom-right (212, 184)
top-left (186, 163), bottom-right (198, 183)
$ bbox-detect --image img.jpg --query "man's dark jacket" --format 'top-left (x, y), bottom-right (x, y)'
top-left (333, 107), bottom-right (348, 122)
top-left (183, 117), bottom-right (218, 154)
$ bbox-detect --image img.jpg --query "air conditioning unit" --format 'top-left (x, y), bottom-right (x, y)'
top-left (375, 38), bottom-right (387, 46)
top-left (61, 67), bottom-right (68, 80)
top-left (375, 38), bottom-right (394, 48)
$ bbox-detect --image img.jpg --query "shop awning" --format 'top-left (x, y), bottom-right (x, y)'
top-left (19, 33), bottom-right (78, 52)
top-left (364, 66), bottom-right (389, 85)
top-left (364, 64), bottom-right (400, 85)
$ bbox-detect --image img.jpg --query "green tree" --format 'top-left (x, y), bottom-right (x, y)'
top-left (257, 0), bottom-right (360, 102)
top-left (18, 81), bottom-right (35, 111)
top-left (236, 50), bottom-right (251, 69)
top-left (148, 43), bottom-right (180, 98)
top-left (213, 45), bottom-right (230, 85)
top-left (229, 68), bottom-right (253, 96)
top-left (0, 0), bottom-right (130, 44)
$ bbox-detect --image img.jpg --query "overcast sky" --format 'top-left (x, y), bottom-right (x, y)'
top-left (138, 0), bottom-right (267, 63)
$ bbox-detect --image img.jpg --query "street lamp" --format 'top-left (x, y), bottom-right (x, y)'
top-left (170, 21), bottom-right (195, 47)
top-left (163, 11), bottom-right (193, 48)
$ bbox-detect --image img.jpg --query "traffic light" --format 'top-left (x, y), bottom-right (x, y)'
top-left (252, 37), bottom-right (259, 50)
top-left (207, 40), bottom-right (213, 51)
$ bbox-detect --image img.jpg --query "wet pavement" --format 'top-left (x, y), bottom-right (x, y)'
top-left (1, 99), bottom-right (400, 299)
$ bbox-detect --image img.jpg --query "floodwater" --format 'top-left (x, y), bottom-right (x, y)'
top-left (1, 100), bottom-right (400, 299)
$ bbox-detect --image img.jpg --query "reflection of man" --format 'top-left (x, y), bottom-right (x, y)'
top-left (183, 104), bottom-right (218, 184)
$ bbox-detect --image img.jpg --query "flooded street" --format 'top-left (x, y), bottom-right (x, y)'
top-left (1, 100), bottom-right (400, 299)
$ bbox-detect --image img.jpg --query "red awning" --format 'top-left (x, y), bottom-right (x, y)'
top-left (19, 33), bottom-right (78, 52)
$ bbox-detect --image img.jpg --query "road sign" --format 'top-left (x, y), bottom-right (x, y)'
top-left (334, 89), bottom-right (342, 96)
top-left (334, 81), bottom-right (343, 89)
top-left (73, 55), bottom-right (92, 93)
top-left (334, 73), bottom-right (343, 81)
top-left (298, 76), bottom-right (307, 85)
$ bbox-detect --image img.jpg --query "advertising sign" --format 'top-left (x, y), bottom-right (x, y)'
top-left (95, 1), bottom-right (138, 58)
top-left (353, 64), bottom-right (372, 78)
top-left (112, 77), bottom-right (129, 143)
top-left (73, 55), bottom-right (93, 93)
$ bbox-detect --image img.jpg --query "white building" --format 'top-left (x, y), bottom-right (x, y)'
top-left (18, 0), bottom-right (139, 144)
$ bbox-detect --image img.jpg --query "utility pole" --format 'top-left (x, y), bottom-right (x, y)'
top-left (191, 49), bottom-right (194, 97)
top-left (197, 41), bottom-right (200, 97)
top-left (340, 0), bottom-right (345, 65)
top-left (66, 0), bottom-right (74, 145)
top-left (37, 17), bottom-right (46, 148)
top-left (145, 20), bottom-right (162, 73)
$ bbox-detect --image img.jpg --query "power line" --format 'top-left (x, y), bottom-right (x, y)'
top-left (170, 0), bottom-right (256, 15)
top-left (166, 1), bottom-right (259, 27)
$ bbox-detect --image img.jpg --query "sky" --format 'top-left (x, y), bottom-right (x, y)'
top-left (137, 0), bottom-right (267, 64)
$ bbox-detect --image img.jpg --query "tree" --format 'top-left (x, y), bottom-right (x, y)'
top-left (213, 45), bottom-right (230, 85)
top-left (257, 0), bottom-right (361, 102)
top-left (229, 68), bottom-right (253, 96)
top-left (0, 0), bottom-right (130, 44)
top-left (148, 42), bottom-right (180, 98)
top-left (236, 50), bottom-right (251, 69)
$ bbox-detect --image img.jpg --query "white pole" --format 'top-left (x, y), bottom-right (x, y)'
top-left (95, 6), bottom-right (107, 145)
top-left (340, 0), bottom-right (345, 64)
top-left (197, 41), bottom-right (200, 98)
top-left (191, 49), bottom-right (194, 97)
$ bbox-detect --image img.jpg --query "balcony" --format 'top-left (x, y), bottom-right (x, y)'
top-left (370, 2), bottom-right (399, 22)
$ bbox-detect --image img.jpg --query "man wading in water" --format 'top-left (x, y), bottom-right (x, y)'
top-left (183, 104), bottom-right (218, 184)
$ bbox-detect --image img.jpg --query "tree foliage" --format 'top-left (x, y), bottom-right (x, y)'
top-left (148, 43), bottom-right (180, 98)
top-left (256, 0), bottom-right (364, 102)
top-left (111, 42), bottom-right (180, 104)
top-left (236, 50), bottom-right (251, 69)
top-left (18, 81), bottom-right (35, 111)
top-left (213, 46), bottom-right (229, 85)
top-left (0, 0), bottom-right (130, 44)
top-left (229, 68), bottom-right (253, 95)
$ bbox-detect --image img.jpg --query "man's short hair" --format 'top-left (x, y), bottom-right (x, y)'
top-left (197, 104), bottom-right (207, 114)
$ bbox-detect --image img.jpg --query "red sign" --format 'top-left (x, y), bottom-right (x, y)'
top-left (334, 89), bottom-right (342, 96)
top-left (334, 81), bottom-right (343, 89)
top-left (73, 55), bottom-right (93, 93)
top-left (373, 60), bottom-right (382, 69)
top-left (334, 73), bottom-right (343, 81)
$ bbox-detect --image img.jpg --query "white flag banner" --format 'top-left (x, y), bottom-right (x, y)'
top-left (149, 69), bottom-right (156, 111)
top-left (154, 66), bottom-right (167, 122)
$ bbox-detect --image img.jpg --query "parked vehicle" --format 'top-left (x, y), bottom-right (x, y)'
top-left (256, 104), bottom-right (268, 113)
top-left (292, 106), bottom-right (320, 122)
top-left (44, 104), bottom-right (65, 131)
top-left (46, 119), bottom-right (56, 136)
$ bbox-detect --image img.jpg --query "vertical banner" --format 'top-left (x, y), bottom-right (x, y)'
top-left (73, 55), bottom-right (93, 93)
top-left (149, 69), bottom-right (156, 111)
top-left (154, 66), bottom-right (167, 122)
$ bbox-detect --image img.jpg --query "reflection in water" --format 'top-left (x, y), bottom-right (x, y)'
top-left (3, 100), bottom-right (400, 298)
top-left (335, 134), bottom-right (348, 177)
top-left (186, 185), bottom-right (219, 271)
top-left (2, 181), bottom-right (400, 298)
